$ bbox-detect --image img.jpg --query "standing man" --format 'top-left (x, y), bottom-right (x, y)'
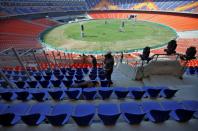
top-left (120, 52), bottom-right (124, 63)
top-left (104, 51), bottom-right (114, 86)
top-left (90, 55), bottom-right (97, 68)
top-left (81, 24), bottom-right (84, 37)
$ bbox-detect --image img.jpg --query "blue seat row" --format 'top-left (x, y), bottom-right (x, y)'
top-left (0, 100), bottom-right (197, 126)
top-left (0, 87), bottom-right (178, 101)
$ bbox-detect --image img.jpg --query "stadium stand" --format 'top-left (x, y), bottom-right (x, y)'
top-left (0, 1), bottom-right (198, 131)
top-left (32, 18), bottom-right (59, 27)
top-left (88, 12), bottom-right (198, 31)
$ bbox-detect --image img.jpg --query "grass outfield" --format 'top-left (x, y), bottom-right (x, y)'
top-left (43, 19), bottom-right (177, 52)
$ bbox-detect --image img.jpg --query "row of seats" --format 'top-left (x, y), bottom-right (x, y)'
top-left (2, 0), bottom-right (197, 15)
top-left (0, 100), bottom-right (197, 126)
top-left (89, 12), bottom-right (198, 31)
top-left (185, 67), bottom-right (198, 75)
top-left (0, 87), bottom-right (178, 101)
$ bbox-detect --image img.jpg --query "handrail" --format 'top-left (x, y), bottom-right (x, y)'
top-left (0, 47), bottom-right (12, 55)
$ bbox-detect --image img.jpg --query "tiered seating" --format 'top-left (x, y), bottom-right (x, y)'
top-left (0, 34), bottom-right (40, 49)
top-left (32, 18), bottom-right (59, 27)
top-left (0, 86), bottom-right (178, 101)
top-left (0, 18), bottom-right (60, 49)
top-left (0, 101), bottom-right (197, 126)
top-left (89, 0), bottom-right (198, 13)
top-left (0, 19), bottom-right (45, 35)
top-left (0, 0), bottom-right (88, 15)
top-left (89, 12), bottom-right (198, 31)
top-left (151, 38), bottom-right (198, 55)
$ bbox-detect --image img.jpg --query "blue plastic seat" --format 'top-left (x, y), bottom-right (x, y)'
top-left (129, 87), bottom-right (145, 99)
top-left (181, 100), bottom-right (198, 119)
top-left (12, 75), bottom-right (20, 81)
top-left (114, 87), bottom-right (129, 99)
top-left (43, 75), bottom-right (52, 81)
top-left (161, 101), bottom-right (194, 122)
top-left (75, 75), bottom-right (84, 80)
top-left (21, 104), bottom-right (51, 126)
top-left (98, 74), bottom-right (106, 80)
top-left (98, 103), bottom-right (121, 125)
top-left (65, 88), bottom-right (82, 100)
top-left (51, 80), bottom-right (62, 87)
top-left (34, 75), bottom-right (43, 81)
top-left (89, 74), bottom-right (97, 80)
top-left (68, 71), bottom-right (75, 76)
top-left (83, 68), bottom-right (89, 74)
top-left (143, 86), bottom-right (161, 98)
top-left (65, 75), bottom-right (74, 81)
top-left (46, 104), bottom-right (73, 126)
top-left (31, 89), bottom-right (49, 101)
top-left (15, 89), bottom-right (32, 101)
top-left (72, 104), bottom-right (95, 126)
top-left (160, 87), bottom-right (178, 98)
top-left (98, 87), bottom-right (113, 99)
top-left (83, 88), bottom-right (97, 100)
top-left (120, 102), bottom-right (145, 124)
top-left (27, 81), bottom-right (38, 88)
top-left (60, 68), bottom-right (67, 74)
top-left (0, 90), bottom-right (17, 101)
top-left (15, 81), bottom-right (26, 88)
top-left (100, 80), bottom-right (109, 87)
top-left (48, 88), bottom-right (65, 101)
top-left (62, 80), bottom-right (73, 87)
top-left (56, 75), bottom-right (65, 80)
top-left (0, 103), bottom-right (29, 126)
top-left (39, 80), bottom-right (51, 88)
top-left (0, 103), bottom-right (8, 113)
top-left (142, 101), bottom-right (170, 123)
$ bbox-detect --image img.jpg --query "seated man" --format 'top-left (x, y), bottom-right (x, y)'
top-left (140, 46), bottom-right (153, 63)
top-left (164, 40), bottom-right (177, 55)
top-left (180, 46), bottom-right (197, 60)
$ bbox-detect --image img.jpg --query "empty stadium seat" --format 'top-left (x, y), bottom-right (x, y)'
top-left (46, 104), bottom-right (74, 126)
top-left (72, 104), bottom-right (96, 126)
top-left (98, 103), bottom-right (121, 125)
top-left (142, 101), bottom-right (170, 123)
top-left (161, 101), bottom-right (195, 122)
top-left (21, 104), bottom-right (51, 126)
top-left (120, 102), bottom-right (145, 124)
top-left (0, 103), bottom-right (29, 126)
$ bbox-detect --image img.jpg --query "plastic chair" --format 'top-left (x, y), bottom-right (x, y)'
top-left (46, 104), bottom-right (74, 126)
top-left (65, 88), bottom-right (82, 100)
top-left (142, 101), bottom-right (170, 123)
top-left (0, 103), bottom-right (29, 126)
top-left (114, 87), bottom-right (129, 99)
top-left (98, 103), bottom-right (121, 125)
top-left (98, 87), bottom-right (113, 99)
top-left (161, 101), bottom-right (194, 122)
top-left (129, 87), bottom-right (145, 99)
top-left (21, 103), bottom-right (51, 126)
top-left (83, 88), bottom-right (97, 100)
top-left (72, 104), bottom-right (95, 126)
top-left (120, 102), bottom-right (145, 124)
top-left (181, 100), bottom-right (198, 119)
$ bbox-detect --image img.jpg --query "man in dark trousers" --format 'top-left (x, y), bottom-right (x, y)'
top-left (104, 51), bottom-right (114, 86)
top-left (90, 55), bottom-right (97, 68)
